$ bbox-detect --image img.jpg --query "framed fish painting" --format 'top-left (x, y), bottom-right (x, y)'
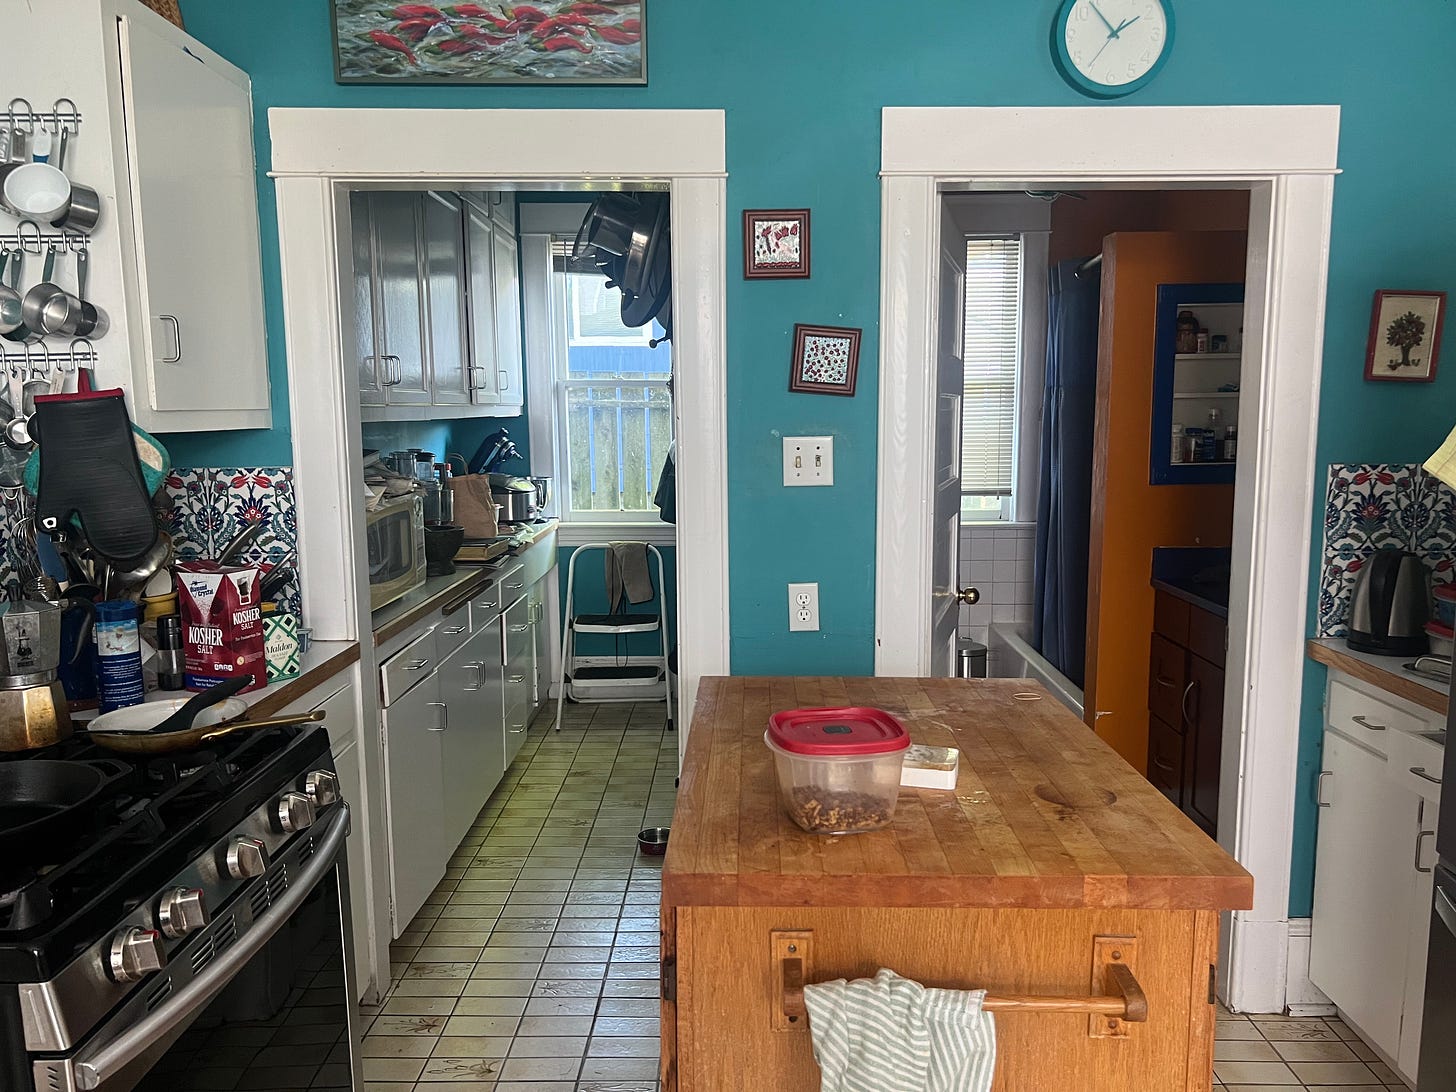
top-left (332, 1), bottom-right (647, 85)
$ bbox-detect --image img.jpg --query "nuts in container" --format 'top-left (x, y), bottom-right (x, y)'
top-left (765, 707), bottom-right (910, 835)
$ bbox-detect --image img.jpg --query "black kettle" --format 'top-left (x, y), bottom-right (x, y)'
top-left (1347, 548), bottom-right (1430, 656)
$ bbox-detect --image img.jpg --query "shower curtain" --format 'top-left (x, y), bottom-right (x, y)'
top-left (1032, 258), bottom-right (1102, 689)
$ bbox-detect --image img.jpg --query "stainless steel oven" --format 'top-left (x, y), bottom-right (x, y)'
top-left (30, 803), bottom-right (360, 1092)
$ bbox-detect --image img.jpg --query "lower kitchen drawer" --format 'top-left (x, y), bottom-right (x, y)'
top-left (1328, 678), bottom-right (1429, 755)
top-left (505, 699), bottom-right (531, 765)
top-left (381, 629), bottom-right (436, 706)
top-left (1148, 714), bottom-right (1185, 806)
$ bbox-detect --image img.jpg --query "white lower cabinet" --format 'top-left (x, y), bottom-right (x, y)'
top-left (439, 623), bottom-right (507, 850)
top-left (382, 672), bottom-right (449, 933)
top-left (1309, 671), bottom-right (1443, 1084)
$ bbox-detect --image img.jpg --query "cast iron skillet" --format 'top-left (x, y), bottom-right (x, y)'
top-left (0, 759), bottom-right (130, 860)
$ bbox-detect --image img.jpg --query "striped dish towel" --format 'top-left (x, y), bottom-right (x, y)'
top-left (803, 968), bottom-right (997, 1091)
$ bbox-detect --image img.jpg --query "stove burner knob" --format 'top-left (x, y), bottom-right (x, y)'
top-left (277, 791), bottom-right (317, 833)
top-left (304, 769), bottom-right (340, 807)
top-left (225, 837), bottom-right (270, 880)
top-left (157, 887), bottom-right (210, 939)
top-left (108, 927), bottom-right (167, 983)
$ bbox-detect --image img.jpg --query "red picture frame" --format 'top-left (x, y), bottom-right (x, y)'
top-left (790, 324), bottom-right (861, 397)
top-left (743, 209), bottom-right (811, 279)
top-left (1364, 290), bottom-right (1446, 383)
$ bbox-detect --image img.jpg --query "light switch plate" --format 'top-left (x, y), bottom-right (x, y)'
top-left (783, 437), bottom-right (834, 486)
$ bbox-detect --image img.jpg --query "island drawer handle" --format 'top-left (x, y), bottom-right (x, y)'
top-left (774, 931), bottom-right (1147, 1035)
top-left (1352, 714), bottom-right (1387, 732)
top-left (1411, 766), bottom-right (1443, 786)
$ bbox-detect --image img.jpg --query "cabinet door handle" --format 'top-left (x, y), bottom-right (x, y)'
top-left (499, 367), bottom-right (509, 391)
top-left (477, 662), bottom-right (489, 690)
top-left (508, 674), bottom-right (527, 684)
top-left (1352, 714), bottom-right (1387, 732)
top-left (1416, 829), bottom-right (1436, 874)
top-left (405, 659), bottom-right (431, 672)
top-left (1180, 680), bottom-right (1198, 729)
top-left (506, 582), bottom-right (525, 591)
top-left (1410, 766), bottom-right (1443, 786)
top-left (509, 623), bottom-right (529, 633)
top-left (441, 625), bottom-right (466, 636)
top-left (159, 315), bottom-right (182, 364)
top-left (1152, 756), bottom-right (1176, 774)
top-left (1317, 770), bottom-right (1333, 808)
top-left (427, 701), bottom-right (448, 731)
top-left (509, 722), bottom-right (527, 735)
top-left (1154, 674), bottom-right (1177, 689)
top-left (462, 661), bottom-right (485, 692)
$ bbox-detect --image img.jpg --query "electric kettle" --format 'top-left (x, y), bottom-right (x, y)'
top-left (1347, 548), bottom-right (1430, 656)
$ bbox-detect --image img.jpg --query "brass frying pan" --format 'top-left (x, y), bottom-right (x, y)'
top-left (89, 709), bottom-right (326, 756)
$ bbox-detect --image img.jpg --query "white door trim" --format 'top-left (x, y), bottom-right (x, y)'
top-left (874, 105), bottom-right (1339, 1015)
top-left (269, 107), bottom-right (729, 996)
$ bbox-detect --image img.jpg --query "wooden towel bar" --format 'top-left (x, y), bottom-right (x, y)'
top-left (774, 931), bottom-right (1148, 1037)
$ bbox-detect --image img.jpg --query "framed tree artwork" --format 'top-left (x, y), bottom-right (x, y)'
top-left (1365, 290), bottom-right (1446, 382)
top-left (790, 324), bottom-right (861, 396)
top-left (743, 209), bottom-right (810, 279)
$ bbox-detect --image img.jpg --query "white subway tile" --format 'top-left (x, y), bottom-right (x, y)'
top-left (992, 559), bottom-right (1019, 582)
top-left (993, 537), bottom-right (1020, 560)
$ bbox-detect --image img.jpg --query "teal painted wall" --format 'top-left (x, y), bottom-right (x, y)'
top-left (177, 0), bottom-right (1456, 916)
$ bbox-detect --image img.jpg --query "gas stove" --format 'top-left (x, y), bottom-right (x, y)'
top-left (1, 724), bottom-right (359, 1091)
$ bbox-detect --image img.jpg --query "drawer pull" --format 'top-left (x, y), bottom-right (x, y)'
top-left (1152, 757), bottom-right (1176, 774)
top-left (509, 624), bottom-right (530, 634)
top-left (1416, 829), bottom-right (1436, 874)
top-left (405, 659), bottom-right (430, 672)
top-left (1411, 766), bottom-right (1443, 786)
top-left (1154, 674), bottom-right (1177, 688)
top-left (506, 581), bottom-right (525, 590)
top-left (441, 625), bottom-right (466, 636)
top-left (1180, 681), bottom-right (1198, 729)
top-left (1317, 770), bottom-right (1333, 808)
top-left (426, 702), bottom-right (448, 731)
top-left (509, 724), bottom-right (526, 734)
top-left (508, 674), bottom-right (527, 684)
top-left (463, 661), bottom-right (485, 692)
top-left (1352, 714), bottom-right (1387, 732)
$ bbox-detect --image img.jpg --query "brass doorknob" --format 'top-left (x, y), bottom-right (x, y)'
top-left (957, 587), bottom-right (980, 606)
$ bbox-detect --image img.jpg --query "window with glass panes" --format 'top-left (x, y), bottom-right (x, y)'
top-left (961, 235), bottom-right (1023, 521)
top-left (551, 241), bottom-right (672, 520)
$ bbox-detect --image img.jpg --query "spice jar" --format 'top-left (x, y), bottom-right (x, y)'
top-left (1176, 310), bottom-right (1200, 354)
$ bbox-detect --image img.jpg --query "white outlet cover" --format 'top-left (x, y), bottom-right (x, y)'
top-left (783, 436), bottom-right (834, 487)
top-left (788, 582), bottom-right (819, 631)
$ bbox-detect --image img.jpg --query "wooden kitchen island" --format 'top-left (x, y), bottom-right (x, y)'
top-left (661, 677), bottom-right (1253, 1091)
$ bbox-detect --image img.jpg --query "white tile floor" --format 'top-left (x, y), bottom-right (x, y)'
top-left (358, 700), bottom-right (1407, 1092)
top-left (360, 700), bottom-right (675, 1090)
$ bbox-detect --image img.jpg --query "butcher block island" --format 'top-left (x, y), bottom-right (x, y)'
top-left (661, 677), bottom-right (1253, 1091)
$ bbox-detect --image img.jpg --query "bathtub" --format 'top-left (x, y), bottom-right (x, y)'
top-left (986, 621), bottom-right (1085, 720)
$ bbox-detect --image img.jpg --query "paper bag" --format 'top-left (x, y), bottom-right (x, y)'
top-left (450, 475), bottom-right (500, 539)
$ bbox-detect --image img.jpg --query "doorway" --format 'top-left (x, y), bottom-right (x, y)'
top-left (873, 105), bottom-right (1340, 1015)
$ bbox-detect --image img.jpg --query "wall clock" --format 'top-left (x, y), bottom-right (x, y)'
top-left (1053, 0), bottom-right (1175, 99)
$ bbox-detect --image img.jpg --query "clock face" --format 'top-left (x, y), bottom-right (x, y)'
top-left (1057, 0), bottom-right (1173, 97)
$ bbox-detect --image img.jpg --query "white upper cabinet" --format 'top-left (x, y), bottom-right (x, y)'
top-left (491, 218), bottom-right (525, 412)
top-left (6, 1), bottom-right (272, 431)
top-left (464, 199), bottom-right (502, 407)
top-left (371, 193), bottom-right (432, 406)
top-left (424, 192), bottom-right (471, 406)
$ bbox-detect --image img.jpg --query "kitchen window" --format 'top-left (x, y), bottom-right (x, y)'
top-left (526, 234), bottom-right (673, 530)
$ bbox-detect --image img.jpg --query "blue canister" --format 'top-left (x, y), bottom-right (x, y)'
top-left (95, 600), bottom-right (145, 712)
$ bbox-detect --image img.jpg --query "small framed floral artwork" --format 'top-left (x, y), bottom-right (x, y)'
top-left (1365, 290), bottom-right (1446, 382)
top-left (743, 209), bottom-right (810, 279)
top-left (790, 324), bottom-right (861, 396)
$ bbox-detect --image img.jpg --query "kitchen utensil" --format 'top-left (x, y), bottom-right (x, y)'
top-left (529, 476), bottom-right (552, 513)
top-left (104, 531), bottom-right (173, 594)
top-left (5, 341), bottom-right (50, 449)
top-left (425, 524), bottom-right (465, 576)
top-left (574, 193), bottom-right (642, 259)
top-left (1406, 655), bottom-right (1454, 684)
top-left (488, 473), bottom-right (539, 523)
top-left (2, 100), bottom-right (34, 166)
top-left (4, 163), bottom-right (70, 222)
top-left (3, 360), bottom-right (28, 451)
top-left (0, 248), bottom-right (20, 339)
top-left (623, 193), bottom-right (667, 296)
top-left (636, 826), bottom-right (670, 856)
top-left (89, 708), bottom-right (327, 756)
top-left (137, 674), bottom-right (255, 736)
top-left (18, 240), bottom-right (63, 341)
top-left (87, 693), bottom-right (248, 736)
top-left (0, 595), bottom-right (75, 751)
top-left (0, 227), bottom-right (32, 341)
top-left (39, 243), bottom-right (107, 338)
top-left (0, 759), bottom-right (130, 859)
top-left (216, 520), bottom-right (264, 566)
top-left (1347, 547), bottom-right (1431, 656)
top-left (54, 182), bottom-right (101, 232)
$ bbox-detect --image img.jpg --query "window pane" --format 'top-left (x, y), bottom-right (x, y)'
top-left (961, 236), bottom-right (1022, 503)
top-left (564, 271), bottom-right (671, 378)
top-left (565, 383), bottom-right (672, 514)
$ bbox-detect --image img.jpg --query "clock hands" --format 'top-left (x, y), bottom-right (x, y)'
top-left (1088, 1), bottom-right (1121, 36)
top-left (1113, 14), bottom-right (1142, 34)
top-left (1087, 9), bottom-right (1145, 70)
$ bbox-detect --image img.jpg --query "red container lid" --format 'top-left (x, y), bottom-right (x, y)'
top-left (767, 707), bottom-right (910, 757)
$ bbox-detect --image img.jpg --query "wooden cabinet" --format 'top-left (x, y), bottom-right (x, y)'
top-left (1150, 283), bottom-right (1244, 486)
top-left (1145, 590), bottom-right (1225, 836)
top-left (1308, 671), bottom-right (1445, 1085)
top-left (354, 190), bottom-right (523, 420)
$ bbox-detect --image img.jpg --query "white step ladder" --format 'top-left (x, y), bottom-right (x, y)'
top-left (554, 542), bottom-right (673, 732)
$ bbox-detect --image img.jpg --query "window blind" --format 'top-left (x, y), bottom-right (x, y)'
top-left (961, 236), bottom-right (1023, 497)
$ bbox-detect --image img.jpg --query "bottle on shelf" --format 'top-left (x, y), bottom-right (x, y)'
top-left (1223, 426), bottom-right (1238, 462)
top-left (1171, 423), bottom-right (1185, 464)
top-left (1202, 409), bottom-right (1222, 462)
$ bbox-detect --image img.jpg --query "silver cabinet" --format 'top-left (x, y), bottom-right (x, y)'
top-left (491, 217), bottom-right (525, 411)
top-left (502, 596), bottom-right (533, 766)
top-left (372, 192), bottom-right (432, 405)
top-left (380, 667), bottom-right (448, 933)
top-left (424, 191), bottom-right (472, 406)
top-left (527, 576), bottom-right (554, 711)
top-left (438, 625), bottom-right (506, 849)
top-left (464, 198), bottom-right (503, 407)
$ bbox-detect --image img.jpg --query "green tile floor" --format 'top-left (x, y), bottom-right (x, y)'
top-left (357, 700), bottom-right (1409, 1091)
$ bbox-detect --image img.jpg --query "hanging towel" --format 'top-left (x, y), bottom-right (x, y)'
top-left (653, 442), bottom-right (677, 524)
top-left (803, 968), bottom-right (996, 1092)
top-left (605, 542), bottom-right (653, 610)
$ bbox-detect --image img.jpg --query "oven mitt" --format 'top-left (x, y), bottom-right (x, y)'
top-left (31, 377), bottom-right (166, 569)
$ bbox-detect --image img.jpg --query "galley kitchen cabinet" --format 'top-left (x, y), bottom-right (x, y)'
top-left (464, 192), bottom-right (526, 412)
top-left (1310, 671), bottom-right (1443, 1086)
top-left (11, 0), bottom-right (270, 431)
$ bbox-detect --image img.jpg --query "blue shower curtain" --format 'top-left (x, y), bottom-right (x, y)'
top-left (1032, 259), bottom-right (1102, 689)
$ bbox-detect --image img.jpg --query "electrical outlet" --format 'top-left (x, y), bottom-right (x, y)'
top-left (788, 582), bottom-right (819, 631)
top-left (783, 437), bottom-right (834, 486)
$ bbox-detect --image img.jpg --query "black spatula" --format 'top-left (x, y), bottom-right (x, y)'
top-left (143, 675), bottom-right (255, 736)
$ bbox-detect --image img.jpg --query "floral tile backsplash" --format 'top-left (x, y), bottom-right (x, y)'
top-left (1318, 463), bottom-right (1456, 637)
top-left (164, 467), bottom-right (302, 618)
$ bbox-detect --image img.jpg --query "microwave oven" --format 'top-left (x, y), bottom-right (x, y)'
top-left (367, 492), bottom-right (427, 611)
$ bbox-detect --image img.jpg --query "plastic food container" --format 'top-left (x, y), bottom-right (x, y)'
top-left (765, 707), bottom-right (910, 835)
top-left (1434, 584), bottom-right (1456, 629)
top-left (1426, 621), bottom-right (1454, 659)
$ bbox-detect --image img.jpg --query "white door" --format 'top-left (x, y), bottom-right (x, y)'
top-left (423, 192), bottom-right (471, 406)
top-left (382, 674), bottom-right (448, 934)
top-left (929, 205), bottom-right (970, 676)
top-left (117, 15), bottom-right (269, 415)
top-left (1309, 730), bottom-right (1414, 1057)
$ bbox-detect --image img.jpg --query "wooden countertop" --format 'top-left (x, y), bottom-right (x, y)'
top-left (1307, 638), bottom-right (1449, 716)
top-left (664, 677), bottom-right (1254, 912)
